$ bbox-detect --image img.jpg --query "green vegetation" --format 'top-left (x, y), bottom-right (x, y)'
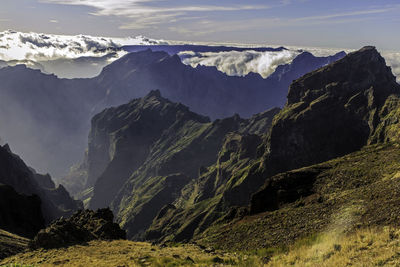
top-left (196, 143), bottom-right (400, 251)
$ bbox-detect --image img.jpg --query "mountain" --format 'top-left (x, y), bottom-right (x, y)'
top-left (0, 143), bottom-right (82, 224)
top-left (0, 49), bottom-right (343, 180)
top-left (70, 89), bottom-right (279, 239)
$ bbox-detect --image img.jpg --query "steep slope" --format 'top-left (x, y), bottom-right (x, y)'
top-left (145, 132), bottom-right (266, 242)
top-left (0, 143), bottom-right (82, 223)
top-left (145, 109), bottom-right (279, 242)
top-left (112, 114), bottom-right (256, 239)
top-left (196, 143), bottom-right (400, 251)
top-left (0, 50), bottom-right (343, 179)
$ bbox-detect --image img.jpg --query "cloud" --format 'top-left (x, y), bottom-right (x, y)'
top-left (180, 50), bottom-right (300, 78)
top-left (382, 51), bottom-right (400, 83)
top-left (0, 30), bottom-right (165, 61)
top-left (169, 5), bottom-right (400, 36)
top-left (40, 0), bottom-right (271, 29)
top-left (0, 30), bottom-right (167, 77)
top-left (291, 6), bottom-right (399, 22)
top-left (49, 19), bottom-right (59, 23)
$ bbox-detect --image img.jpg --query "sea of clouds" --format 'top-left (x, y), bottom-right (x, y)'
top-left (0, 30), bottom-right (399, 81)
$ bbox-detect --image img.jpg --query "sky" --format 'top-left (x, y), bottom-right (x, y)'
top-left (0, 0), bottom-right (399, 50)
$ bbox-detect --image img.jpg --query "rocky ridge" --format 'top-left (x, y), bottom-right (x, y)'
top-left (30, 208), bottom-right (126, 249)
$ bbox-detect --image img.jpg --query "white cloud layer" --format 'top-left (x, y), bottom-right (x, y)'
top-left (180, 50), bottom-right (300, 78)
top-left (382, 51), bottom-right (400, 83)
top-left (0, 30), bottom-right (168, 78)
top-left (0, 30), bottom-right (166, 61)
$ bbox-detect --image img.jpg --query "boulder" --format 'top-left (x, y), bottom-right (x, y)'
top-left (30, 208), bottom-right (125, 249)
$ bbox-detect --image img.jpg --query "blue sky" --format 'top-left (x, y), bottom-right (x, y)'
top-left (0, 0), bottom-right (399, 50)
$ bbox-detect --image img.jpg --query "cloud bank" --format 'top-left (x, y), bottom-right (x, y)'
top-left (180, 50), bottom-right (300, 78)
top-left (0, 30), bottom-right (167, 77)
top-left (382, 51), bottom-right (400, 83)
top-left (0, 30), bottom-right (165, 61)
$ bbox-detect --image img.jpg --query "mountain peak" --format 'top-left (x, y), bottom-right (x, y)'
top-left (287, 46), bottom-right (397, 105)
top-left (145, 89), bottom-right (162, 99)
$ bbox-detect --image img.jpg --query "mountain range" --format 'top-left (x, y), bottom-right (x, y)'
top-left (0, 48), bottom-right (344, 179)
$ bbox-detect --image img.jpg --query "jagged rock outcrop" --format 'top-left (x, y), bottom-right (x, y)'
top-left (250, 46), bottom-right (400, 214)
top-left (0, 184), bottom-right (45, 238)
top-left (0, 143), bottom-right (82, 223)
top-left (30, 208), bottom-right (125, 249)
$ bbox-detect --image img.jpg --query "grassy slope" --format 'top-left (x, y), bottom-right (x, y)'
top-left (196, 143), bottom-right (400, 252)
top-left (0, 240), bottom-right (261, 267)
top-left (268, 227), bottom-right (400, 266)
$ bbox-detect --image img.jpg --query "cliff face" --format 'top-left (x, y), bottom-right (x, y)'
top-left (0, 144), bottom-right (82, 224)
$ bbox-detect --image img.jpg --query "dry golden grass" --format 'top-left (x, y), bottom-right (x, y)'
top-left (268, 227), bottom-right (400, 266)
top-left (0, 240), bottom-right (262, 267)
